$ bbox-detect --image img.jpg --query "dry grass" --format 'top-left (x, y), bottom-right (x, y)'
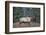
top-left (13, 22), bottom-right (40, 28)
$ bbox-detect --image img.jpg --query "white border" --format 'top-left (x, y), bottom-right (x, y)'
top-left (9, 3), bottom-right (44, 32)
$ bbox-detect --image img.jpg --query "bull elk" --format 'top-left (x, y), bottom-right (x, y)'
top-left (19, 16), bottom-right (33, 24)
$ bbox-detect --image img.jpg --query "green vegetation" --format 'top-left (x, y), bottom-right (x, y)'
top-left (13, 7), bottom-right (40, 23)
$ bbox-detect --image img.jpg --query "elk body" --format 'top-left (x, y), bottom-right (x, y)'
top-left (19, 17), bottom-right (32, 23)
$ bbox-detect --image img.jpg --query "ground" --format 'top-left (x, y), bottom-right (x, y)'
top-left (13, 22), bottom-right (40, 28)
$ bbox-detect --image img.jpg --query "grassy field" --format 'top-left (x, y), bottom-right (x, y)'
top-left (13, 22), bottom-right (40, 28)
